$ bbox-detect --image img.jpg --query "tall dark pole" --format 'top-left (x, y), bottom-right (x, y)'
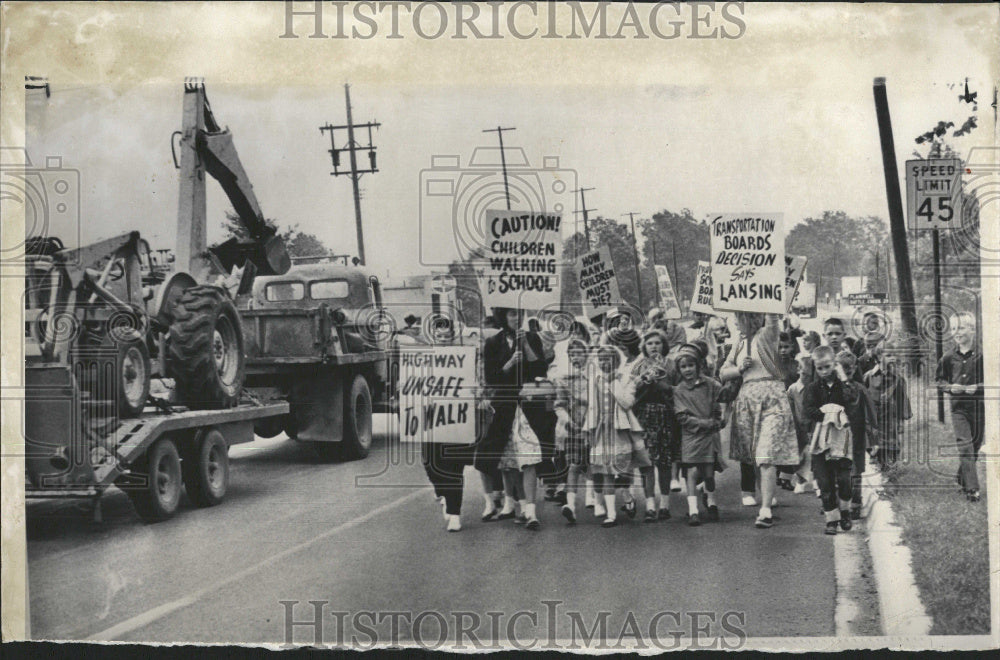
top-left (624, 212), bottom-right (644, 311)
top-left (873, 77), bottom-right (920, 343)
top-left (483, 126), bottom-right (515, 209)
top-left (932, 231), bottom-right (945, 422)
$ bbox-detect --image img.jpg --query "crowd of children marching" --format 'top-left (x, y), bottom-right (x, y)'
top-left (422, 305), bottom-right (983, 535)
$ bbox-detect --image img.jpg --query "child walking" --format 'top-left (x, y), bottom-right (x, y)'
top-left (554, 339), bottom-right (591, 523)
top-left (585, 345), bottom-right (649, 528)
top-left (863, 341), bottom-right (911, 470)
top-left (804, 346), bottom-right (865, 534)
top-left (672, 343), bottom-right (725, 526)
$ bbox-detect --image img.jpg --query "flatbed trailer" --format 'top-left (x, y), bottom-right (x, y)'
top-left (24, 362), bottom-right (289, 522)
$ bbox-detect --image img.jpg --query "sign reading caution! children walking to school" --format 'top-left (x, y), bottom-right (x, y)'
top-left (710, 213), bottom-right (785, 314)
top-left (480, 209), bottom-right (563, 311)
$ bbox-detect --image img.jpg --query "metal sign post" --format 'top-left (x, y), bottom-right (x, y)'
top-left (905, 157), bottom-right (962, 422)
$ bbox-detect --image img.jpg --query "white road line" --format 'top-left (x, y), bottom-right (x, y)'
top-left (85, 487), bottom-right (428, 641)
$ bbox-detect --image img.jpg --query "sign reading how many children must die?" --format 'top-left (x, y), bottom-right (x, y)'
top-left (398, 346), bottom-right (477, 445)
top-left (710, 213), bottom-right (786, 314)
top-left (480, 209), bottom-right (563, 311)
top-left (576, 245), bottom-right (622, 319)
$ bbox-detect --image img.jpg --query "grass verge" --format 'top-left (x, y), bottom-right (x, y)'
top-left (879, 415), bottom-right (990, 635)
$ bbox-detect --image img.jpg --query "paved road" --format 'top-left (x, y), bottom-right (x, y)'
top-left (26, 415), bottom-right (851, 647)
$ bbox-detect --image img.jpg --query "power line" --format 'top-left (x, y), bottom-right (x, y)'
top-left (623, 211), bottom-right (644, 311)
top-left (572, 186), bottom-right (595, 249)
top-left (319, 83), bottom-right (380, 265)
top-left (482, 126), bottom-right (515, 210)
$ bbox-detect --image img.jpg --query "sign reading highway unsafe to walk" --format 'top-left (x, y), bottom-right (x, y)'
top-left (905, 158), bottom-right (964, 230)
top-left (710, 213), bottom-right (785, 314)
top-left (398, 345), bottom-right (477, 444)
top-left (689, 261), bottom-right (714, 314)
top-left (654, 265), bottom-right (682, 319)
top-left (480, 209), bottom-right (563, 310)
top-left (576, 245), bottom-right (621, 319)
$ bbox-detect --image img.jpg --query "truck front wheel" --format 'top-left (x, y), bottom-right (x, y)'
top-left (341, 375), bottom-right (373, 460)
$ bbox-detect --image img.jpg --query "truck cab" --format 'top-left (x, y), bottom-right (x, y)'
top-left (238, 263), bottom-right (390, 460)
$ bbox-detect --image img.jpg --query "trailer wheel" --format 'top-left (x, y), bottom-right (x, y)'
top-left (183, 428), bottom-right (229, 507)
top-left (341, 374), bottom-right (373, 460)
top-left (117, 340), bottom-right (150, 418)
top-left (129, 438), bottom-right (182, 522)
top-left (167, 286), bottom-right (244, 409)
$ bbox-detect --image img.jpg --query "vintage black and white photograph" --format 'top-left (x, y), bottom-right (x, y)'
top-left (1, 1), bottom-right (997, 653)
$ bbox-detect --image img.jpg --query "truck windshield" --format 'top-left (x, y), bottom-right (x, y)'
top-left (310, 280), bottom-right (350, 300)
top-left (265, 281), bottom-right (304, 302)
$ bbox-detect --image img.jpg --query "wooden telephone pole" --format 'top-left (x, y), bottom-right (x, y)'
top-left (319, 84), bottom-right (379, 265)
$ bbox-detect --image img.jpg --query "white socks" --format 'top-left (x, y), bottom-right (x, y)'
top-left (482, 493), bottom-right (496, 515)
top-left (705, 489), bottom-right (717, 507)
top-left (566, 492), bottom-right (577, 511)
top-left (687, 496), bottom-right (699, 515)
top-left (645, 496), bottom-right (656, 512)
top-left (523, 502), bottom-right (537, 520)
top-left (603, 494), bottom-right (617, 521)
top-left (500, 496), bottom-right (516, 514)
top-left (759, 506), bottom-right (772, 519)
top-left (447, 514), bottom-right (462, 531)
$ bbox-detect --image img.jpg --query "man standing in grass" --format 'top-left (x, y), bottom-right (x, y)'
top-left (935, 312), bottom-right (985, 503)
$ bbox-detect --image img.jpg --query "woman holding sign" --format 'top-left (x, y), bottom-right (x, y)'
top-left (475, 307), bottom-right (555, 530)
top-left (721, 312), bottom-right (798, 529)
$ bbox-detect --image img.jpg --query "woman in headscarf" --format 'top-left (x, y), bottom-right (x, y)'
top-left (720, 312), bottom-right (799, 529)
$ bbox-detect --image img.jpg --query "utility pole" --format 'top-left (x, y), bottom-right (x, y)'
top-left (319, 84), bottom-right (379, 265)
top-left (482, 126), bottom-right (515, 209)
top-left (572, 186), bottom-right (596, 249)
top-left (650, 237), bottom-right (661, 306)
top-left (873, 77), bottom-right (920, 345)
top-left (624, 212), bottom-right (644, 311)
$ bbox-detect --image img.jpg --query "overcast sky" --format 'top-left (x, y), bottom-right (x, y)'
top-left (14, 2), bottom-right (997, 281)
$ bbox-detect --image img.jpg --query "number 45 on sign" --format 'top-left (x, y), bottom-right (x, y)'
top-left (905, 158), bottom-right (964, 230)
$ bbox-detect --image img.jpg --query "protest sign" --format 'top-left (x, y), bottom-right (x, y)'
top-left (784, 255), bottom-right (808, 312)
top-left (709, 213), bottom-right (785, 314)
top-left (576, 245), bottom-right (621, 319)
top-left (654, 265), bottom-right (682, 319)
top-left (689, 260), bottom-right (714, 314)
top-left (398, 345), bottom-right (477, 444)
top-left (480, 209), bottom-right (563, 311)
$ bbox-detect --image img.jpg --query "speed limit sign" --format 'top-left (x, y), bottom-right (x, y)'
top-left (905, 158), bottom-right (964, 230)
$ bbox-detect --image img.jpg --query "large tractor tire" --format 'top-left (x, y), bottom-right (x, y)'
top-left (341, 374), bottom-right (373, 461)
top-left (182, 428), bottom-right (229, 507)
top-left (167, 286), bottom-right (244, 409)
top-left (128, 438), bottom-right (183, 523)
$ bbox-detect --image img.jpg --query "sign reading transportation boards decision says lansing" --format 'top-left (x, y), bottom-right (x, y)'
top-left (709, 213), bottom-right (785, 314)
